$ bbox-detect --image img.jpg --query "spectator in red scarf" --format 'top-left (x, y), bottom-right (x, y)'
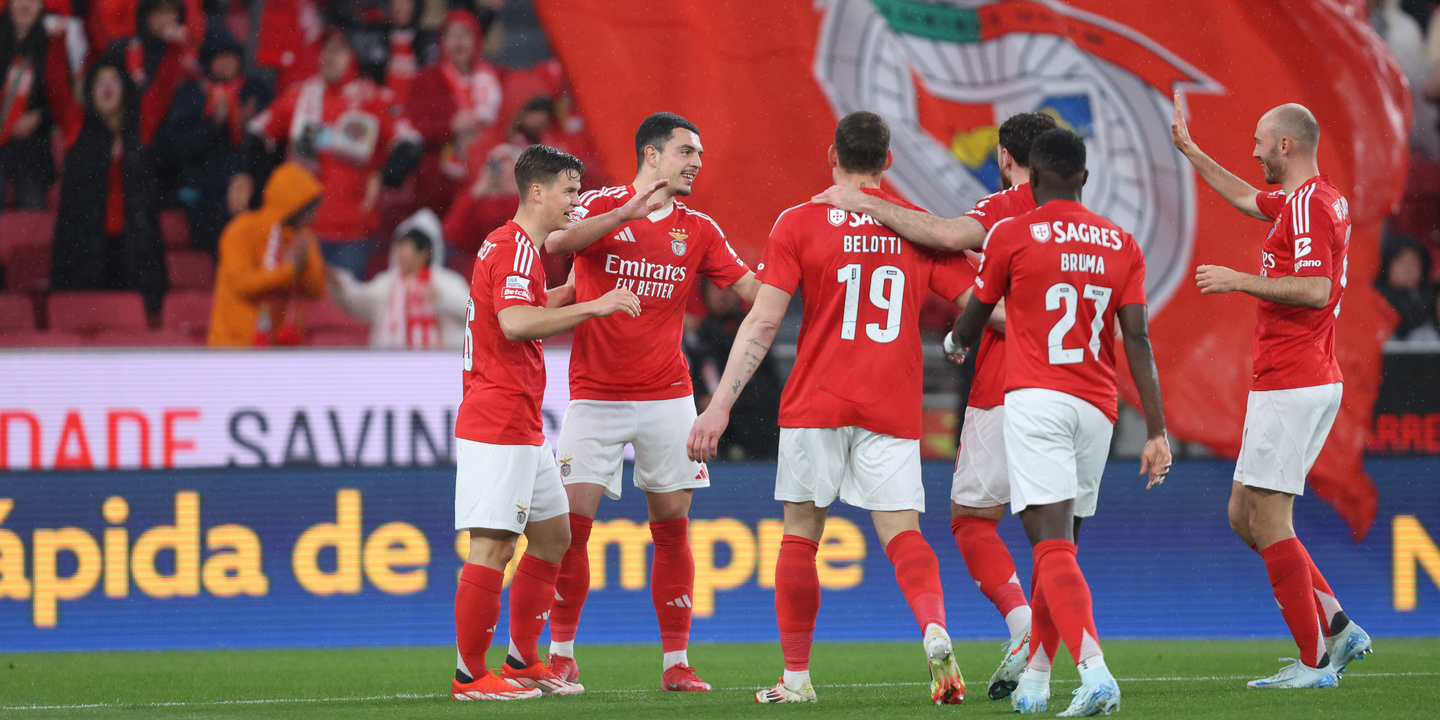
top-left (45, 29), bottom-right (167, 313)
top-left (241, 26), bottom-right (422, 279)
top-left (467, 61), bottom-right (607, 190)
top-left (84, 0), bottom-right (201, 53)
top-left (253, 0), bottom-right (323, 95)
top-left (405, 9), bottom-right (500, 216)
top-left (108, 0), bottom-right (197, 144)
top-left (154, 22), bottom-right (271, 256)
top-left (441, 138), bottom-right (520, 280)
top-left (373, 0), bottom-right (435, 101)
top-left (0, 0), bottom-right (57, 209)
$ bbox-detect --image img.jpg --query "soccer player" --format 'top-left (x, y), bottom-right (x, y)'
top-left (813, 112), bottom-right (1059, 700)
top-left (452, 145), bottom-right (641, 701)
top-left (1172, 95), bottom-right (1372, 688)
top-left (946, 128), bottom-right (1170, 715)
top-left (688, 111), bottom-right (974, 705)
top-left (541, 112), bottom-right (761, 691)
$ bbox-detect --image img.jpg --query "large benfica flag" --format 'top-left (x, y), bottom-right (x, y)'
top-left (535, 0), bottom-right (1408, 540)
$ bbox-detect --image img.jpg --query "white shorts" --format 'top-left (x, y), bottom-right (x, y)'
top-left (1234, 383), bottom-right (1342, 495)
top-left (555, 397), bottom-right (709, 500)
top-left (952, 405), bottom-right (1009, 508)
top-left (1003, 388), bottom-right (1114, 518)
top-left (455, 438), bottom-right (569, 533)
top-left (775, 426), bottom-right (924, 512)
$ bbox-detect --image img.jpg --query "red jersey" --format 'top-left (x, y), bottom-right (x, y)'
top-left (1250, 175), bottom-right (1350, 391)
top-left (961, 182), bottom-right (1037, 408)
top-left (455, 222), bottom-right (549, 446)
top-left (566, 186), bottom-right (750, 401)
top-left (760, 190), bottom-right (977, 439)
top-left (973, 200), bottom-right (1147, 422)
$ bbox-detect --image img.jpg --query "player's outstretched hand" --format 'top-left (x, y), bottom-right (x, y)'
top-left (620, 179), bottom-right (670, 220)
top-left (941, 331), bottom-right (969, 366)
top-left (811, 184), bottom-right (866, 213)
top-left (687, 407), bottom-right (730, 463)
top-left (1139, 435), bottom-right (1172, 489)
top-left (1195, 264), bottom-right (1242, 295)
top-left (1171, 90), bottom-right (1194, 153)
top-left (592, 288), bottom-right (641, 318)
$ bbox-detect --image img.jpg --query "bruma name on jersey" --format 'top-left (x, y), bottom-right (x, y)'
top-left (1251, 175), bottom-right (1350, 391)
top-left (456, 222), bottom-right (550, 446)
top-left (566, 186), bottom-right (750, 401)
top-left (760, 189), bottom-right (976, 439)
top-left (973, 200), bottom-right (1147, 422)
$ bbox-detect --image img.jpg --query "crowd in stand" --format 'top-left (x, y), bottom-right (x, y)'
top-left (0, 0), bottom-right (602, 348)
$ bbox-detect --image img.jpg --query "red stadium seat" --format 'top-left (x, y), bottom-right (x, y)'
top-left (88, 329), bottom-right (199, 347)
top-left (162, 290), bottom-right (213, 339)
top-left (160, 209), bottom-right (191, 250)
top-left (0, 293), bottom-right (34, 331)
top-left (3, 243), bottom-right (49, 293)
top-left (300, 299), bottom-right (368, 332)
top-left (0, 329), bottom-right (85, 347)
top-left (307, 326), bottom-right (370, 346)
top-left (167, 251), bottom-right (215, 290)
top-left (48, 291), bottom-right (148, 333)
top-left (0, 210), bottom-right (55, 262)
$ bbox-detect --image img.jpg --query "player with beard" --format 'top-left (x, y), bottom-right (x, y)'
top-left (813, 112), bottom-right (1058, 700)
top-left (1173, 96), bottom-right (1371, 689)
top-left (541, 112), bottom-right (761, 691)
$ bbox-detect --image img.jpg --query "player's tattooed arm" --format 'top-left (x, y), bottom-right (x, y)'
top-left (544, 179), bottom-right (671, 256)
top-left (687, 284), bottom-right (792, 462)
top-left (1196, 265), bottom-right (1331, 308)
top-left (1118, 303), bottom-right (1171, 488)
top-left (1172, 91), bottom-right (1267, 221)
top-left (811, 185), bottom-right (986, 252)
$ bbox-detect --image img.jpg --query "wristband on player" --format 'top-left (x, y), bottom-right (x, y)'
top-left (942, 331), bottom-right (961, 356)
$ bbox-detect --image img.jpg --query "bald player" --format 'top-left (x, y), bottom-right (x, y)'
top-left (1173, 96), bottom-right (1372, 689)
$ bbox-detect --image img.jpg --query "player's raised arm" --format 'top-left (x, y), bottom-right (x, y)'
top-left (687, 284), bottom-right (792, 462)
top-left (811, 185), bottom-right (987, 252)
top-left (543, 179), bottom-right (670, 256)
top-left (1117, 304), bottom-right (1171, 488)
top-left (1172, 91), bottom-right (1267, 221)
top-left (498, 288), bottom-right (641, 341)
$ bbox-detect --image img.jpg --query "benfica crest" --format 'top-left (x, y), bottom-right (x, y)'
top-left (1030, 222), bottom-right (1051, 243)
top-left (669, 231), bottom-right (688, 255)
top-left (813, 0), bottom-right (1221, 312)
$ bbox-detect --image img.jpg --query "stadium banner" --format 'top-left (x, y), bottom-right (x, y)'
top-left (1368, 350), bottom-right (1440, 456)
top-left (0, 350), bottom-right (572, 471)
top-left (534, 0), bottom-right (1410, 539)
top-left (1, 460), bottom-right (1435, 652)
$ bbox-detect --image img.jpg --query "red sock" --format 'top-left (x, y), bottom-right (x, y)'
top-left (508, 554), bottom-right (561, 666)
top-left (775, 535), bottom-right (820, 671)
top-left (1033, 539), bottom-right (1102, 666)
top-left (1026, 574), bottom-right (1059, 670)
top-left (1300, 545), bottom-right (1343, 635)
top-left (951, 517), bottom-right (1029, 620)
top-left (884, 530), bottom-right (947, 632)
top-left (649, 518), bottom-right (694, 653)
top-left (549, 514), bottom-right (593, 647)
top-left (455, 563), bottom-right (504, 682)
top-left (1261, 538), bottom-right (1327, 667)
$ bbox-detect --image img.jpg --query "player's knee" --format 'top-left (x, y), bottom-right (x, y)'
top-left (951, 502), bottom-right (1004, 522)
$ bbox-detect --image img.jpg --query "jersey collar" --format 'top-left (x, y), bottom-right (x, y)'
top-left (629, 184), bottom-right (677, 223)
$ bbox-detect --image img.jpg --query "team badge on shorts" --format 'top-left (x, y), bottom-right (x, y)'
top-left (1029, 222), bottom-right (1051, 243)
top-left (516, 504), bottom-right (529, 525)
top-left (828, 207), bottom-right (847, 226)
top-left (813, 0), bottom-right (1223, 314)
top-left (558, 453), bottom-right (572, 477)
top-left (669, 231), bottom-right (688, 255)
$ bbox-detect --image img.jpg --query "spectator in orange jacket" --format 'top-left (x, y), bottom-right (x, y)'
top-left (207, 162), bottom-right (326, 346)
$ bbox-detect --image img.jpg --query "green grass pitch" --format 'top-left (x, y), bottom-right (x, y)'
top-left (2, 639), bottom-right (1437, 718)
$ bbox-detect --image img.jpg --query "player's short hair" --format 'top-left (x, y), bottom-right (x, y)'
top-left (834, 111), bottom-right (890, 174)
top-left (998, 112), bottom-right (1059, 168)
top-left (1029, 128), bottom-right (1087, 179)
top-left (1267, 103), bottom-right (1320, 153)
top-left (514, 145), bottom-right (584, 203)
top-left (635, 112), bottom-right (700, 167)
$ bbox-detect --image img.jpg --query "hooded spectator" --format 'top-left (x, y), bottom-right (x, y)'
top-left (405, 9), bottom-right (500, 216)
top-left (154, 22), bottom-right (272, 256)
top-left (85, 0), bottom-right (202, 52)
top-left (208, 162), bottom-right (325, 346)
top-left (327, 207), bottom-right (469, 349)
top-left (241, 26), bottom-right (422, 279)
top-left (0, 0), bottom-right (56, 209)
top-left (1376, 234), bottom-right (1439, 341)
top-left (109, 0), bottom-right (198, 144)
top-left (45, 34), bottom-right (167, 313)
top-left (381, 0), bottom-right (435, 100)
